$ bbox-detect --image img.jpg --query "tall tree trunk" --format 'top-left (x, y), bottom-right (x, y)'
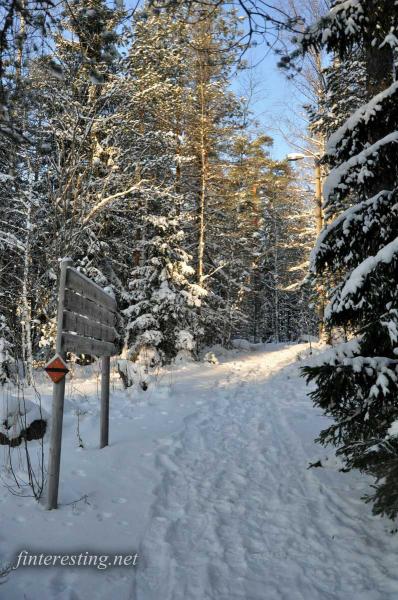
top-left (21, 197), bottom-right (33, 384)
top-left (197, 75), bottom-right (208, 287)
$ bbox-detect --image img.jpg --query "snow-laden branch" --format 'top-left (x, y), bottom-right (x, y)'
top-left (310, 190), bottom-right (390, 269)
top-left (0, 232), bottom-right (25, 252)
top-left (83, 181), bottom-right (148, 224)
top-left (323, 132), bottom-right (398, 202)
top-left (202, 261), bottom-right (228, 282)
top-left (325, 237), bottom-right (398, 318)
top-left (341, 237), bottom-right (398, 299)
top-left (327, 82), bottom-right (398, 156)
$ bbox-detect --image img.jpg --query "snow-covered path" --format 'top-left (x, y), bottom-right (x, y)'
top-left (135, 345), bottom-right (398, 600)
top-left (1, 343), bottom-right (398, 599)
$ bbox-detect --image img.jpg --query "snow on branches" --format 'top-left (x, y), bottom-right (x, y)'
top-left (300, 0), bottom-right (398, 518)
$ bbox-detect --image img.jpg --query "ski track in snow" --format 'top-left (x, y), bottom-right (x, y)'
top-left (135, 346), bottom-right (398, 600)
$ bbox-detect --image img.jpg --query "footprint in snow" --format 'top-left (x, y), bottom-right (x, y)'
top-left (112, 497), bottom-right (128, 504)
top-left (71, 469), bottom-right (86, 478)
top-left (97, 512), bottom-right (113, 521)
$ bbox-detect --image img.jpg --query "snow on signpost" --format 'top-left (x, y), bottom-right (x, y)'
top-left (47, 258), bottom-right (118, 510)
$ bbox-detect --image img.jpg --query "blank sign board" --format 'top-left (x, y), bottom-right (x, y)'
top-left (62, 267), bottom-right (117, 355)
top-left (47, 258), bottom-right (118, 510)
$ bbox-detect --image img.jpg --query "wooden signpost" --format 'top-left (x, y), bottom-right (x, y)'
top-left (47, 258), bottom-right (118, 510)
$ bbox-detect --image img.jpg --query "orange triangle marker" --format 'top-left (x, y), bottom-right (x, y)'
top-left (44, 354), bottom-right (69, 384)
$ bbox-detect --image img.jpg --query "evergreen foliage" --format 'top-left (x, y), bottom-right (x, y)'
top-left (299, 0), bottom-right (398, 519)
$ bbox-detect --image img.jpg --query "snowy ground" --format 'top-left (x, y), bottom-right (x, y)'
top-left (1, 343), bottom-right (398, 599)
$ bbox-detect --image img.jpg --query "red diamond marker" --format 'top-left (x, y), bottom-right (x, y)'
top-left (44, 354), bottom-right (69, 384)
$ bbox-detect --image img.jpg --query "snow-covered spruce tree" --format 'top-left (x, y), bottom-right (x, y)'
top-left (119, 7), bottom-right (205, 377)
top-left (308, 51), bottom-right (368, 141)
top-left (30, 0), bottom-right (129, 354)
top-left (123, 191), bottom-right (204, 370)
top-left (304, 45), bottom-right (368, 343)
top-left (297, 1), bottom-right (398, 519)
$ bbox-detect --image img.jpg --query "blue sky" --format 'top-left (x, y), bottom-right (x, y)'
top-left (232, 45), bottom-right (300, 161)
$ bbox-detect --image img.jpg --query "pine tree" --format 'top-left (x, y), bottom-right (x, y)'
top-left (177, 4), bottom-right (246, 345)
top-left (298, 0), bottom-right (398, 519)
top-left (259, 167), bottom-right (316, 343)
top-left (119, 6), bottom-right (205, 379)
top-left (184, 7), bottom-right (241, 285)
top-left (223, 131), bottom-right (316, 343)
top-left (212, 132), bottom-right (270, 344)
top-left (123, 3), bottom-right (249, 350)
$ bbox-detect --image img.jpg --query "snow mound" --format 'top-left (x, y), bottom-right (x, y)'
top-left (231, 338), bottom-right (262, 351)
top-left (0, 396), bottom-right (48, 444)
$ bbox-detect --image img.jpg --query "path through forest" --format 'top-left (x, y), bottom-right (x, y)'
top-left (1, 344), bottom-right (398, 599)
top-left (135, 345), bottom-right (398, 600)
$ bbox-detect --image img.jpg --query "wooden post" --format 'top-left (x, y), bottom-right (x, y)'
top-left (47, 257), bottom-right (73, 510)
top-left (100, 356), bottom-right (110, 448)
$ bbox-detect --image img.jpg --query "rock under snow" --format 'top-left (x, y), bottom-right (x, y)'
top-left (0, 396), bottom-right (48, 446)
